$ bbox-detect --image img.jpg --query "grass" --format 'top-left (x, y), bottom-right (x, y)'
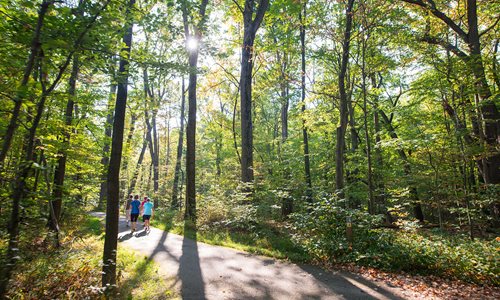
top-left (3, 211), bottom-right (176, 299)
top-left (156, 209), bottom-right (308, 262)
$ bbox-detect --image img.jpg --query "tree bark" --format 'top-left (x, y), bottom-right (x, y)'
top-left (102, 0), bottom-right (134, 291)
top-left (50, 54), bottom-right (79, 229)
top-left (335, 0), bottom-right (355, 196)
top-left (183, 0), bottom-right (209, 221)
top-left (127, 131), bottom-right (148, 197)
top-left (361, 36), bottom-right (375, 214)
top-left (240, 0), bottom-right (270, 187)
top-left (143, 67), bottom-right (160, 207)
top-left (299, 2), bottom-right (313, 205)
top-left (98, 79), bottom-right (115, 210)
top-left (172, 78), bottom-right (186, 209)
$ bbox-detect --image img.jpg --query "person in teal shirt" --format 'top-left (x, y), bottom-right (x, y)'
top-left (130, 195), bottom-right (141, 233)
top-left (142, 198), bottom-right (154, 231)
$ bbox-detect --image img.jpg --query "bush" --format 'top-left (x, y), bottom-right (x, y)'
top-left (290, 197), bottom-right (499, 285)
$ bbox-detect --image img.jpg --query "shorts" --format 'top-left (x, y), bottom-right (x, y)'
top-left (143, 214), bottom-right (151, 221)
top-left (126, 209), bottom-right (131, 220)
top-left (130, 213), bottom-right (139, 222)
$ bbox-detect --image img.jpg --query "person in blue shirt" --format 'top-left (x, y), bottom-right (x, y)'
top-left (130, 195), bottom-right (141, 233)
top-left (142, 198), bottom-right (154, 231)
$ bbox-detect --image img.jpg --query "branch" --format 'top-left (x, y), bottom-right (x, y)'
top-left (401, 0), bottom-right (468, 42)
top-left (216, 62), bottom-right (239, 89)
top-left (419, 34), bottom-right (470, 61)
top-left (231, 0), bottom-right (244, 14)
top-left (252, 0), bottom-right (270, 36)
top-left (196, 0), bottom-right (209, 34)
top-left (479, 15), bottom-right (500, 37)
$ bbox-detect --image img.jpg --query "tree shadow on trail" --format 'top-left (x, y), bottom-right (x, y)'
top-left (299, 264), bottom-right (406, 300)
top-left (179, 220), bottom-right (206, 299)
top-left (117, 214), bottom-right (176, 297)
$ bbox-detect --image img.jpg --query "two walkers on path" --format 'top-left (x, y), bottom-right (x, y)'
top-left (125, 194), bottom-right (154, 233)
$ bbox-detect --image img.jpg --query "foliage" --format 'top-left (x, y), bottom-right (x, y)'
top-left (290, 197), bottom-right (499, 285)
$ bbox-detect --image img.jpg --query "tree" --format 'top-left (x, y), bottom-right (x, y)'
top-left (102, 0), bottom-right (135, 292)
top-left (299, 0), bottom-right (313, 205)
top-left (238, 0), bottom-right (270, 187)
top-left (182, 0), bottom-right (209, 221)
top-left (172, 78), bottom-right (186, 209)
top-left (335, 0), bottom-right (355, 195)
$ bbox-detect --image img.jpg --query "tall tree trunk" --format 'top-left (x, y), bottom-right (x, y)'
top-left (185, 48), bottom-right (199, 220)
top-left (164, 106), bottom-right (171, 193)
top-left (371, 74), bottom-right (390, 220)
top-left (50, 54), bottom-right (79, 229)
top-left (299, 2), bottom-right (313, 204)
top-left (172, 78), bottom-right (186, 209)
top-left (216, 100), bottom-right (224, 177)
top-left (0, 0), bottom-right (50, 167)
top-left (121, 112), bottom-right (137, 174)
top-left (152, 110), bottom-right (159, 207)
top-left (182, 0), bottom-right (209, 221)
top-left (127, 131), bottom-right (149, 196)
top-left (361, 36), bottom-right (375, 214)
top-left (98, 79), bottom-right (115, 210)
top-left (240, 0), bottom-right (269, 187)
top-left (102, 0), bottom-right (134, 291)
top-left (335, 0), bottom-right (355, 196)
top-left (143, 67), bottom-right (160, 207)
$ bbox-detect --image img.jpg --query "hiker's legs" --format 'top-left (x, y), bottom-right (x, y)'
top-left (143, 215), bottom-right (151, 230)
top-left (130, 213), bottom-right (139, 232)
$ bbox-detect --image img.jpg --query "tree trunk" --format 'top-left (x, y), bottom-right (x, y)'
top-left (121, 112), bottom-right (137, 174)
top-left (299, 3), bottom-right (313, 204)
top-left (50, 54), bottom-right (79, 229)
top-left (361, 37), bottom-right (375, 214)
top-left (98, 80), bottom-right (115, 210)
top-left (143, 67), bottom-right (160, 207)
top-left (335, 0), bottom-right (355, 195)
top-left (127, 131), bottom-right (148, 197)
top-left (172, 78), bottom-right (186, 209)
top-left (240, 0), bottom-right (269, 187)
top-left (182, 0), bottom-right (209, 221)
top-left (371, 74), bottom-right (390, 220)
top-left (185, 48), bottom-right (199, 220)
top-left (102, 0), bottom-right (134, 291)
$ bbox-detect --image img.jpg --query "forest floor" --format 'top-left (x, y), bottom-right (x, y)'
top-left (110, 213), bottom-right (499, 299)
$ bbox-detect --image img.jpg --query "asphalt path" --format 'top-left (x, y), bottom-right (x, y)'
top-left (98, 213), bottom-right (412, 299)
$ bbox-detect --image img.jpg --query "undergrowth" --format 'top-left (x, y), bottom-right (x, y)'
top-left (2, 211), bottom-right (174, 299)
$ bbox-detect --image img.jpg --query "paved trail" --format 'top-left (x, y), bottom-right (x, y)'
top-left (106, 213), bottom-right (412, 300)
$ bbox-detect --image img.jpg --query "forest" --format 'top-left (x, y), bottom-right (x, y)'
top-left (0, 0), bottom-right (499, 298)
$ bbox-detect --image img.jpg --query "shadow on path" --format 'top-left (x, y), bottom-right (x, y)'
top-left (299, 264), bottom-right (405, 300)
top-left (179, 221), bottom-right (206, 299)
